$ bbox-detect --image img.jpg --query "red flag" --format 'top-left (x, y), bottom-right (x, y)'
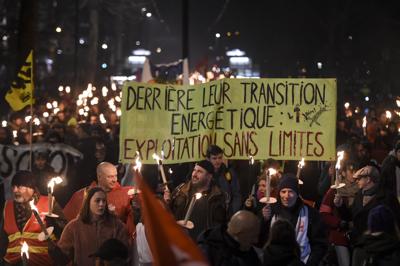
top-left (136, 171), bottom-right (209, 266)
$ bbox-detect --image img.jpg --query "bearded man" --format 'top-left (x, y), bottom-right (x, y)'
top-left (164, 160), bottom-right (227, 240)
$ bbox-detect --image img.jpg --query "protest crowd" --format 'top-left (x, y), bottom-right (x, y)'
top-left (1, 72), bottom-right (400, 266)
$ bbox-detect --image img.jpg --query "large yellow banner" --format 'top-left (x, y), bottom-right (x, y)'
top-left (119, 78), bottom-right (337, 164)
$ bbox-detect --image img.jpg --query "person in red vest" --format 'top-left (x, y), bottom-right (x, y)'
top-left (0, 170), bottom-right (66, 266)
top-left (63, 162), bottom-right (136, 239)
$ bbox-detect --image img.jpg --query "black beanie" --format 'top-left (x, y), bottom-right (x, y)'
top-left (196, 160), bottom-right (214, 175)
top-left (277, 173), bottom-right (299, 195)
top-left (11, 170), bottom-right (37, 189)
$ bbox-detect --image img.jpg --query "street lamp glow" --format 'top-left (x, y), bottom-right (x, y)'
top-left (365, 96), bottom-right (370, 102)
top-left (317, 62), bottom-right (323, 69)
top-left (215, 33), bottom-right (221, 38)
top-left (101, 43), bottom-right (108, 49)
top-left (146, 12), bottom-right (152, 18)
top-left (56, 27), bottom-right (62, 33)
top-left (79, 38), bottom-right (85, 44)
top-left (344, 102), bottom-right (350, 109)
top-left (156, 47), bottom-right (162, 53)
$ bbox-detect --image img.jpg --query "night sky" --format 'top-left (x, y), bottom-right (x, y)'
top-left (155, 0), bottom-right (400, 75)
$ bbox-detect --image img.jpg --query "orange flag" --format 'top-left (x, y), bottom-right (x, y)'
top-left (136, 170), bottom-right (209, 266)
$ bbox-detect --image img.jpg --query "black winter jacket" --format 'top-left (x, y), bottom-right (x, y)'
top-left (198, 225), bottom-right (262, 266)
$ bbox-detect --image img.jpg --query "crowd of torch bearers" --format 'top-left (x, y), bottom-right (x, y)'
top-left (19, 146), bottom-right (350, 263)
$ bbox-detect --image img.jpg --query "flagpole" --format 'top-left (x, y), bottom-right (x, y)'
top-left (29, 102), bottom-right (33, 171)
top-left (29, 50), bottom-right (34, 171)
top-left (182, 0), bottom-right (189, 61)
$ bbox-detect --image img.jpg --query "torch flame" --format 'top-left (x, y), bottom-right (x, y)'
top-left (298, 158), bottom-right (305, 169)
top-left (362, 116), bottom-right (367, 128)
top-left (21, 241), bottom-right (29, 259)
top-left (29, 200), bottom-right (38, 213)
top-left (133, 152), bottom-right (142, 172)
top-left (195, 193), bottom-right (202, 200)
top-left (47, 176), bottom-right (63, 193)
top-left (336, 151), bottom-right (345, 170)
top-left (385, 110), bottom-right (392, 119)
top-left (152, 153), bottom-right (161, 163)
top-left (249, 156), bottom-right (254, 165)
top-left (267, 168), bottom-right (277, 176)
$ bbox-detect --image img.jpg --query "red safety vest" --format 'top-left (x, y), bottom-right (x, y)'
top-left (3, 196), bottom-right (55, 266)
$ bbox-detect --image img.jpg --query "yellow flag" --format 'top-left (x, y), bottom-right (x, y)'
top-left (5, 50), bottom-right (35, 111)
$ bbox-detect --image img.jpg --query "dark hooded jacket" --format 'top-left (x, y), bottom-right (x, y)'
top-left (197, 225), bottom-right (262, 266)
top-left (264, 243), bottom-right (305, 266)
top-left (169, 181), bottom-right (226, 240)
top-left (353, 233), bottom-right (400, 266)
top-left (261, 198), bottom-right (328, 266)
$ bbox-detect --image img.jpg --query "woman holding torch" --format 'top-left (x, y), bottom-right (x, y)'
top-left (319, 161), bottom-right (360, 266)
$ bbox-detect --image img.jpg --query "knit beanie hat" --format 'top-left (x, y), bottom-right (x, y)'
top-left (277, 173), bottom-right (299, 195)
top-left (368, 205), bottom-right (396, 233)
top-left (11, 170), bottom-right (37, 189)
top-left (196, 160), bottom-right (214, 175)
top-left (34, 149), bottom-right (49, 160)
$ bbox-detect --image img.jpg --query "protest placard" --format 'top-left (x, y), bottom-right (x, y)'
top-left (119, 78), bottom-right (336, 163)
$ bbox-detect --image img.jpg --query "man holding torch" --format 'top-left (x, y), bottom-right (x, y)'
top-left (164, 160), bottom-right (227, 240)
top-left (261, 174), bottom-right (328, 266)
top-left (0, 171), bottom-right (66, 265)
